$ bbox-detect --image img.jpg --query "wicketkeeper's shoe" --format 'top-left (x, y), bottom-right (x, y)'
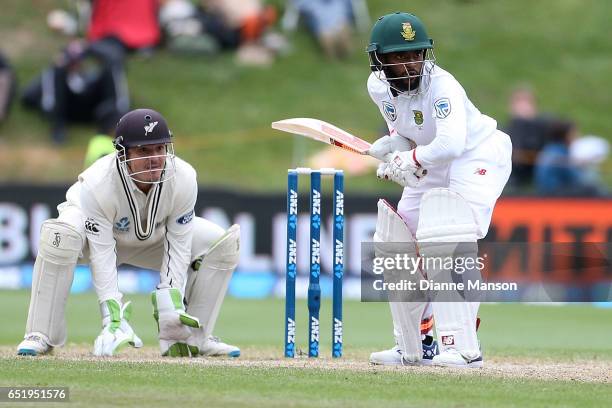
top-left (432, 349), bottom-right (483, 368)
top-left (17, 332), bottom-right (52, 356)
top-left (198, 335), bottom-right (240, 357)
top-left (369, 337), bottom-right (439, 366)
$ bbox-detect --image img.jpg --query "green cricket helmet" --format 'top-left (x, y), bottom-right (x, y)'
top-left (367, 12), bottom-right (436, 95)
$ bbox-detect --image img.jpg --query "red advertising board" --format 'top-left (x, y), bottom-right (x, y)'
top-left (485, 199), bottom-right (611, 285)
top-left (491, 198), bottom-right (612, 243)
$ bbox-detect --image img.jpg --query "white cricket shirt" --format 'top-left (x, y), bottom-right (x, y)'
top-left (367, 64), bottom-right (497, 167)
top-left (62, 153), bottom-right (197, 297)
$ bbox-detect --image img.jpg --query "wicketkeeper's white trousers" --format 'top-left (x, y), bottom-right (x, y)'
top-left (55, 206), bottom-right (225, 301)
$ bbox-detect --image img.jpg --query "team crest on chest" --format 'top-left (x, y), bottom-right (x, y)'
top-left (413, 110), bottom-right (424, 125)
top-left (114, 216), bottom-right (130, 233)
top-left (401, 23), bottom-right (416, 41)
top-left (382, 101), bottom-right (397, 122)
top-left (434, 98), bottom-right (451, 119)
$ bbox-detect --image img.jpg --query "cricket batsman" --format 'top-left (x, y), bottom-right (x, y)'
top-left (17, 108), bottom-right (241, 357)
top-left (366, 12), bottom-right (512, 367)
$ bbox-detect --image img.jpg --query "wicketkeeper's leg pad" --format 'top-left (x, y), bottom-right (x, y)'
top-left (416, 188), bottom-right (481, 360)
top-left (26, 220), bottom-right (83, 346)
top-left (185, 224), bottom-right (240, 339)
top-left (374, 199), bottom-right (426, 363)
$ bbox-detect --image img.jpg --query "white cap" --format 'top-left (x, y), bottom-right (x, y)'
top-left (569, 135), bottom-right (610, 165)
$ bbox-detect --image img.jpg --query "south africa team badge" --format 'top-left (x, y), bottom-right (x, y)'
top-left (413, 110), bottom-right (424, 125)
top-left (401, 23), bottom-right (416, 41)
top-left (382, 101), bottom-right (397, 122)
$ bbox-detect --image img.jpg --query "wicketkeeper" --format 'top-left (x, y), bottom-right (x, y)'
top-left (18, 108), bottom-right (241, 357)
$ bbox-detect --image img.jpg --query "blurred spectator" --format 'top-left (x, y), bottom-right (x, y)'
top-left (534, 120), bottom-right (601, 196)
top-left (88, 0), bottom-right (161, 53)
top-left (83, 133), bottom-right (115, 168)
top-left (47, 9), bottom-right (79, 36)
top-left (569, 135), bottom-right (609, 196)
top-left (159, 0), bottom-right (283, 64)
top-left (0, 51), bottom-right (17, 124)
top-left (503, 86), bottom-right (554, 187)
top-left (293, 0), bottom-right (354, 59)
top-left (202, 0), bottom-right (276, 44)
top-left (47, 1), bottom-right (91, 37)
top-left (22, 38), bottom-right (129, 144)
top-left (202, 0), bottom-right (279, 66)
top-left (159, 0), bottom-right (220, 55)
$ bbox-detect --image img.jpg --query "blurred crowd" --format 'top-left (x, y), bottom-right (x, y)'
top-left (0, 0), bottom-right (364, 147)
top-left (503, 86), bottom-right (609, 197)
top-left (0, 1), bottom-right (608, 196)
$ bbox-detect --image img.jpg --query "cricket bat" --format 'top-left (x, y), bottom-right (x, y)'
top-left (271, 118), bottom-right (377, 158)
top-left (271, 117), bottom-right (426, 176)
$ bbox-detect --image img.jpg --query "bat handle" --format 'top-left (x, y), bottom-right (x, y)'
top-left (365, 149), bottom-right (390, 162)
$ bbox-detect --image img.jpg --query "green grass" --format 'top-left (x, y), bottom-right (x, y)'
top-left (2, 359), bottom-right (611, 408)
top-left (2, 291), bottom-right (612, 359)
top-left (1, 0), bottom-right (611, 189)
top-left (1, 291), bottom-right (611, 407)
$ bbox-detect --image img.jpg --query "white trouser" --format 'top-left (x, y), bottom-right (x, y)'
top-left (397, 130), bottom-right (512, 238)
top-left (105, 217), bottom-right (225, 279)
top-left (392, 130), bottom-right (511, 354)
top-left (27, 208), bottom-right (227, 344)
top-left (53, 207), bottom-right (225, 291)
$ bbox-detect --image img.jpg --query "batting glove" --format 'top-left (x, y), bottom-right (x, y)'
top-left (368, 134), bottom-right (417, 161)
top-left (93, 299), bottom-right (143, 357)
top-left (152, 288), bottom-right (200, 357)
top-left (385, 149), bottom-right (428, 187)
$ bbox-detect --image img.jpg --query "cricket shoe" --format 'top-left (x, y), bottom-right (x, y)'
top-left (369, 337), bottom-right (439, 366)
top-left (17, 332), bottom-right (52, 356)
top-left (198, 335), bottom-right (240, 357)
top-left (432, 349), bottom-right (483, 368)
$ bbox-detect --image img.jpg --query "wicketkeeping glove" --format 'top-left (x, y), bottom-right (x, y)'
top-left (93, 299), bottom-right (143, 357)
top-left (152, 288), bottom-right (201, 357)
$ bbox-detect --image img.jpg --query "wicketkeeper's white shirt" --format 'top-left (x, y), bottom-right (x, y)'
top-left (61, 153), bottom-right (197, 300)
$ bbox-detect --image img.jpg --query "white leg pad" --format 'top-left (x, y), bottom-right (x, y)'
top-left (26, 220), bottom-right (83, 346)
top-left (373, 199), bottom-right (414, 244)
top-left (374, 199), bottom-right (425, 363)
top-left (185, 224), bottom-right (240, 338)
top-left (416, 188), bottom-right (479, 243)
top-left (416, 188), bottom-right (481, 360)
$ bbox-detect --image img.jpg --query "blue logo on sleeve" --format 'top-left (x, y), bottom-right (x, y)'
top-left (382, 101), bottom-right (397, 122)
top-left (177, 210), bottom-right (194, 225)
top-left (434, 98), bottom-right (451, 119)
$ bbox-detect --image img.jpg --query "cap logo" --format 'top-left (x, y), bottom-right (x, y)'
top-left (144, 121), bottom-right (158, 135)
top-left (401, 22), bottom-right (416, 41)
